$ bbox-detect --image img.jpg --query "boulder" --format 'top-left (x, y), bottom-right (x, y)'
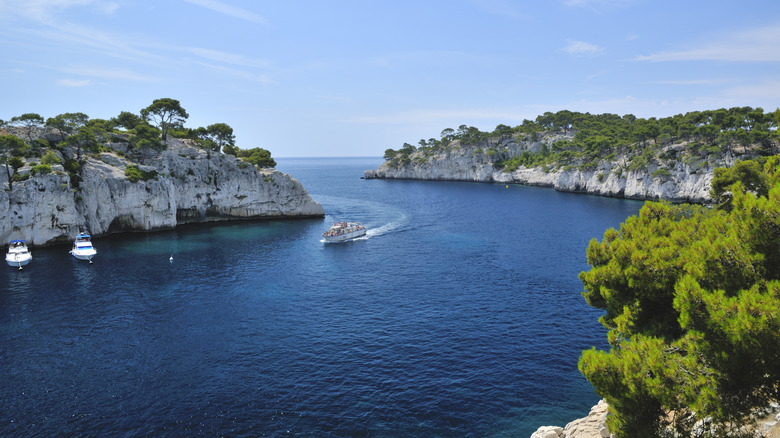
top-left (530, 426), bottom-right (563, 438)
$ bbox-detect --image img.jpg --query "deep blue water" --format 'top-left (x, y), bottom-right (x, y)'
top-left (0, 157), bottom-right (643, 437)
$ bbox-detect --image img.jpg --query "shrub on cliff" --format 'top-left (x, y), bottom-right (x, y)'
top-left (41, 150), bottom-right (62, 165)
top-left (125, 165), bottom-right (158, 183)
top-left (129, 124), bottom-right (164, 151)
top-left (30, 163), bottom-right (53, 175)
top-left (237, 147), bottom-right (276, 168)
top-left (578, 156), bottom-right (780, 436)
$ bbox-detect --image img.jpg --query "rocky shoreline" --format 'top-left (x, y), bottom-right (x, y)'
top-left (532, 400), bottom-right (780, 437)
top-left (365, 135), bottom-right (733, 204)
top-left (0, 136), bottom-right (324, 246)
top-left (531, 400), bottom-right (611, 438)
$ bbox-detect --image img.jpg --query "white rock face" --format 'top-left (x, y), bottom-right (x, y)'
top-left (366, 139), bottom-right (729, 204)
top-left (531, 400), bottom-right (611, 438)
top-left (530, 426), bottom-right (564, 438)
top-left (0, 138), bottom-right (324, 246)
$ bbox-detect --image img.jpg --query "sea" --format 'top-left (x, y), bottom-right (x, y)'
top-left (0, 157), bottom-right (644, 437)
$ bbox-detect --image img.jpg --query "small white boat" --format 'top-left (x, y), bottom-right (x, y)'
top-left (70, 232), bottom-right (97, 263)
top-left (6, 239), bottom-right (32, 269)
top-left (322, 221), bottom-right (367, 242)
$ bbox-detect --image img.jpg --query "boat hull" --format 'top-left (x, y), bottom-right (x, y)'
top-left (71, 249), bottom-right (97, 261)
top-left (6, 240), bottom-right (32, 268)
top-left (6, 254), bottom-right (32, 267)
top-left (323, 228), bottom-right (367, 242)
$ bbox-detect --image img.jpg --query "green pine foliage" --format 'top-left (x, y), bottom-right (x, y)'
top-left (383, 107), bottom-right (779, 171)
top-left (578, 156), bottom-right (780, 436)
top-left (236, 147), bottom-right (276, 168)
top-left (30, 163), bottom-right (52, 176)
top-left (40, 150), bottom-right (61, 165)
top-left (124, 164), bottom-right (158, 183)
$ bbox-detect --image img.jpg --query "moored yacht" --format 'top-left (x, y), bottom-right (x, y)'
top-left (6, 240), bottom-right (32, 269)
top-left (70, 232), bottom-right (97, 263)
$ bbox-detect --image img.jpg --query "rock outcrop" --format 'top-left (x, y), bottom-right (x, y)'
top-left (531, 400), bottom-right (611, 438)
top-left (0, 137), bottom-right (324, 246)
top-left (365, 136), bottom-right (733, 204)
top-left (532, 399), bottom-right (780, 437)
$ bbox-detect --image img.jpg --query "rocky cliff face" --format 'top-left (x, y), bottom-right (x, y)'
top-left (0, 138), bottom-right (324, 246)
top-left (365, 136), bottom-right (732, 204)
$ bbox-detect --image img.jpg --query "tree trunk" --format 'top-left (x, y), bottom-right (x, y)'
top-left (5, 162), bottom-right (12, 191)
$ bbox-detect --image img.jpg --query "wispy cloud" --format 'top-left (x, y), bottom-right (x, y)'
top-left (635, 23), bottom-right (780, 62)
top-left (186, 47), bottom-right (271, 69)
top-left (57, 78), bottom-right (91, 87)
top-left (644, 79), bottom-right (731, 86)
top-left (5, 0), bottom-right (119, 24)
top-left (181, 0), bottom-right (267, 25)
top-left (562, 40), bottom-right (604, 57)
top-left (723, 79), bottom-right (780, 100)
top-left (6, 3), bottom-right (164, 66)
top-left (60, 66), bottom-right (156, 81)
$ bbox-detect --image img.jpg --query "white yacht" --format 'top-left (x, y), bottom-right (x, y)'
top-left (6, 240), bottom-right (32, 269)
top-left (70, 232), bottom-right (97, 263)
top-left (322, 221), bottom-right (367, 242)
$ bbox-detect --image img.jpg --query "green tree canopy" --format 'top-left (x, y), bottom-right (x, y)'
top-left (131, 124), bottom-right (164, 151)
top-left (140, 98), bottom-right (188, 141)
top-left (237, 147), bottom-right (276, 168)
top-left (45, 112), bottom-right (89, 141)
top-left (578, 157), bottom-right (780, 436)
top-left (11, 113), bottom-right (45, 142)
top-left (205, 123), bottom-right (235, 153)
top-left (0, 135), bottom-right (29, 189)
top-left (40, 150), bottom-right (62, 165)
top-left (222, 143), bottom-right (238, 156)
top-left (710, 159), bottom-right (770, 209)
top-left (111, 111), bottom-right (145, 131)
top-left (59, 126), bottom-right (99, 161)
top-left (385, 106), bottom-right (779, 175)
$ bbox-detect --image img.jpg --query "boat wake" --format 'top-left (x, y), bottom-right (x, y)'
top-left (365, 212), bottom-right (407, 238)
top-left (314, 194), bottom-right (408, 241)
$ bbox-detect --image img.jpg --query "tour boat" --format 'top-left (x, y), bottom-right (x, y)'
top-left (322, 221), bottom-right (367, 242)
top-left (70, 232), bottom-right (97, 263)
top-left (6, 239), bottom-right (32, 269)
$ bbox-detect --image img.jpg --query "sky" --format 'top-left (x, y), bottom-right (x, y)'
top-left (1, 0), bottom-right (779, 157)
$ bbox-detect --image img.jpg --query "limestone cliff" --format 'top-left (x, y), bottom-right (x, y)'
top-left (0, 137), bottom-right (324, 246)
top-left (365, 135), bottom-right (734, 204)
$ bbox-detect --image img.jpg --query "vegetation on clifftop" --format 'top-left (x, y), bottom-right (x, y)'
top-left (382, 107), bottom-right (780, 174)
top-left (579, 156), bottom-right (780, 437)
top-left (0, 98), bottom-right (276, 192)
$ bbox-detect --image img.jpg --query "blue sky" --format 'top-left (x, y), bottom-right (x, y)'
top-left (1, 0), bottom-right (779, 157)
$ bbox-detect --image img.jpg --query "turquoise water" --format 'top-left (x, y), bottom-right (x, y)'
top-left (0, 157), bottom-right (643, 436)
